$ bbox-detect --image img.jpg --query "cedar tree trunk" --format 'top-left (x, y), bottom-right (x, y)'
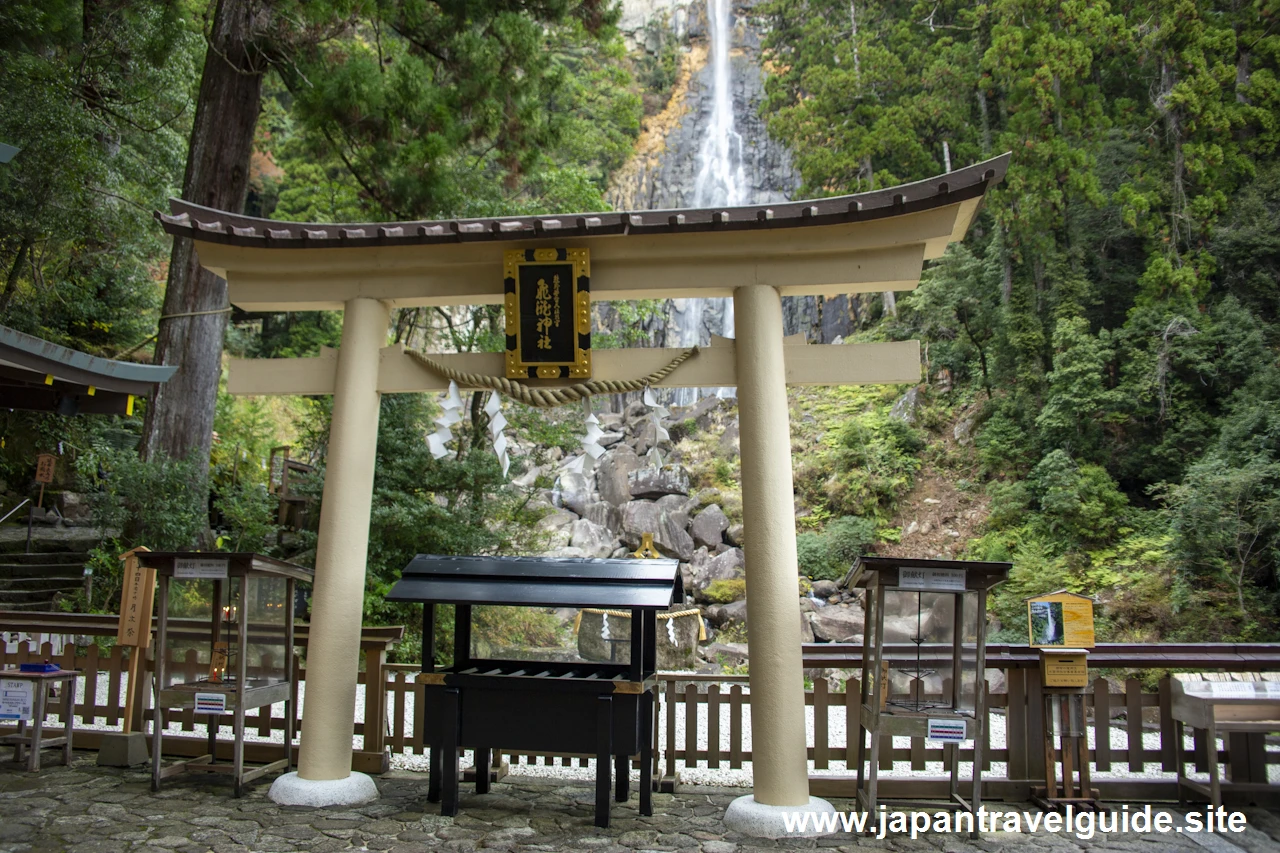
top-left (141, 0), bottom-right (263, 467)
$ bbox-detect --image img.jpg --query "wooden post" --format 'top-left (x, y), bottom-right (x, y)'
top-left (117, 546), bottom-right (155, 735)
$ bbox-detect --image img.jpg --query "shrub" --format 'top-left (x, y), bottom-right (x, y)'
top-left (704, 578), bottom-right (747, 603)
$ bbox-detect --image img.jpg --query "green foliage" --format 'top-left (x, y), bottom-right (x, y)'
top-left (704, 578), bottom-right (747, 603)
top-left (0, 1), bottom-right (197, 351)
top-left (279, 2), bottom-right (638, 221)
top-left (213, 482), bottom-right (279, 553)
top-left (291, 392), bottom-right (553, 662)
top-left (71, 446), bottom-right (206, 613)
top-left (761, 0), bottom-right (1280, 641)
top-left (796, 516), bottom-right (876, 581)
top-left (1028, 450), bottom-right (1129, 544)
top-left (816, 413), bottom-right (924, 521)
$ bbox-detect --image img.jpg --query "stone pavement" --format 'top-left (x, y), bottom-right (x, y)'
top-left (4, 752), bottom-right (1280, 853)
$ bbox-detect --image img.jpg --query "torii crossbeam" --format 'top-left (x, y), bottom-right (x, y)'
top-left (157, 154), bottom-right (1009, 825)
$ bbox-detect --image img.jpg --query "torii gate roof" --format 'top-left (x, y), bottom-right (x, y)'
top-left (157, 155), bottom-right (1008, 313)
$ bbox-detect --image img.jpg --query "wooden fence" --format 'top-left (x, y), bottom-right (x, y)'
top-left (4, 611), bottom-right (1280, 803)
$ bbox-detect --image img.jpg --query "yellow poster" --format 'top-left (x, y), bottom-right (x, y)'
top-left (1026, 591), bottom-right (1095, 649)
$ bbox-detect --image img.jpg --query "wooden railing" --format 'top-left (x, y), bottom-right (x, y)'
top-left (5, 611), bottom-right (1280, 803)
top-left (0, 611), bottom-right (402, 773)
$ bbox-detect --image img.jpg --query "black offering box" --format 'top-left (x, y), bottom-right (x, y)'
top-left (386, 554), bottom-right (682, 827)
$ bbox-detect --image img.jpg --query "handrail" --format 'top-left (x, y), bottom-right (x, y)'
top-left (7, 610), bottom-right (1280, 671)
top-left (0, 610), bottom-right (404, 649)
top-left (0, 498), bottom-right (31, 525)
top-left (801, 642), bottom-right (1280, 670)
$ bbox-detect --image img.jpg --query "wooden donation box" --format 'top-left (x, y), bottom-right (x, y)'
top-left (1026, 590), bottom-right (1100, 811)
top-left (386, 554), bottom-right (682, 827)
top-left (139, 552), bottom-right (312, 796)
top-left (847, 556), bottom-right (1009, 835)
top-left (1173, 676), bottom-right (1280, 809)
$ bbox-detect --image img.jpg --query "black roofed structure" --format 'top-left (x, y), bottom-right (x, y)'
top-left (0, 324), bottom-right (176, 416)
top-left (167, 154), bottom-right (1011, 818)
top-left (387, 554), bottom-right (683, 610)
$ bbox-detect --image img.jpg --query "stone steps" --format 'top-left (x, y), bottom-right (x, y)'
top-left (0, 551), bottom-right (89, 610)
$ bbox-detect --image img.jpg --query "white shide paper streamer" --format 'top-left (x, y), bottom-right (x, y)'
top-left (427, 381), bottom-right (463, 459)
top-left (561, 407), bottom-right (608, 476)
top-left (484, 391), bottom-right (510, 477)
top-left (642, 386), bottom-right (670, 468)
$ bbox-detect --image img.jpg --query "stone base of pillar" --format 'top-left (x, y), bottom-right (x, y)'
top-left (268, 771), bottom-right (379, 807)
top-left (95, 732), bottom-right (149, 767)
top-left (723, 794), bottom-right (838, 838)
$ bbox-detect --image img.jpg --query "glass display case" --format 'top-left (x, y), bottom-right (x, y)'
top-left (845, 556), bottom-right (1009, 835)
top-left (138, 552), bottom-right (312, 796)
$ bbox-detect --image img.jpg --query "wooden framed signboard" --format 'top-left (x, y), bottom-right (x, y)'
top-left (1026, 590), bottom-right (1096, 649)
top-left (35, 453), bottom-right (56, 484)
top-left (503, 248), bottom-right (591, 380)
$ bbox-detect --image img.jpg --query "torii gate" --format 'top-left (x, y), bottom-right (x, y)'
top-left (158, 153), bottom-right (1008, 831)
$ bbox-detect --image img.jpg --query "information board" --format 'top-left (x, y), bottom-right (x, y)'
top-left (1027, 591), bottom-right (1096, 648)
top-left (174, 557), bottom-right (229, 579)
top-left (898, 567), bottom-right (966, 592)
top-left (0, 679), bottom-right (33, 721)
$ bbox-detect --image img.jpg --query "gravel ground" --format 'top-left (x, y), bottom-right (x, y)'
top-left (62, 675), bottom-right (1275, 790)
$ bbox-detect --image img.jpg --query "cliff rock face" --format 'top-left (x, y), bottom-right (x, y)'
top-left (608, 2), bottom-right (798, 214)
top-left (603, 1), bottom-right (856, 347)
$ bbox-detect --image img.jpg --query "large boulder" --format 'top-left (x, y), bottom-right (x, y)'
top-left (558, 471), bottom-right (593, 516)
top-left (658, 511), bottom-right (695, 561)
top-left (628, 465), bottom-right (690, 500)
top-left (811, 579), bottom-right (839, 599)
top-left (685, 396), bottom-right (724, 430)
top-left (656, 610), bottom-right (702, 671)
top-left (596, 446), bottom-right (642, 507)
top-left (719, 599), bottom-right (748, 625)
top-left (702, 642), bottom-right (749, 668)
top-left (537, 508), bottom-right (578, 550)
top-left (809, 605), bottom-right (866, 642)
top-left (889, 387), bottom-right (921, 424)
top-left (690, 504), bottom-right (729, 550)
top-left (569, 519), bottom-right (617, 559)
top-left (632, 419), bottom-right (659, 457)
top-left (577, 610), bottom-right (629, 663)
top-left (691, 547), bottom-right (744, 600)
top-left (656, 493), bottom-right (696, 515)
top-left (726, 523), bottom-right (745, 547)
top-left (719, 420), bottom-right (740, 459)
top-left (583, 501), bottom-right (621, 535)
top-left (619, 500), bottom-right (662, 548)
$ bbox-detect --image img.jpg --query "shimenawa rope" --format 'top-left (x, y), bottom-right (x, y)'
top-left (406, 346), bottom-right (699, 408)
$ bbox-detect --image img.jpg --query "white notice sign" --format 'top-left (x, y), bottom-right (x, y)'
top-left (927, 717), bottom-right (966, 743)
top-left (0, 679), bottom-right (34, 721)
top-left (898, 567), bottom-right (966, 592)
top-left (1205, 681), bottom-right (1280, 698)
top-left (174, 558), bottom-right (229, 579)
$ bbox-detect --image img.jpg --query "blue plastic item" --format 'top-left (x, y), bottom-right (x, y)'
top-left (18, 662), bottom-right (60, 673)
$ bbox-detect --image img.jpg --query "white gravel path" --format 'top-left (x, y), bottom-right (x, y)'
top-left (58, 674), bottom-right (1277, 790)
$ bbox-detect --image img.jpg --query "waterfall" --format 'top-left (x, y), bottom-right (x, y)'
top-left (672, 0), bottom-right (746, 405)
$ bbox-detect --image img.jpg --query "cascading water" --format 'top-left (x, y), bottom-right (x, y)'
top-left (671, 0), bottom-right (746, 405)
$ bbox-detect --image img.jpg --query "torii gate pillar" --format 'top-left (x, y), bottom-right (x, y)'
top-left (724, 285), bottom-right (838, 833)
top-left (271, 296), bottom-right (389, 806)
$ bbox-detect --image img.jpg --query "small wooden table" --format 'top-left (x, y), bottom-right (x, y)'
top-left (1172, 677), bottom-right (1280, 808)
top-left (1, 669), bottom-right (78, 771)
